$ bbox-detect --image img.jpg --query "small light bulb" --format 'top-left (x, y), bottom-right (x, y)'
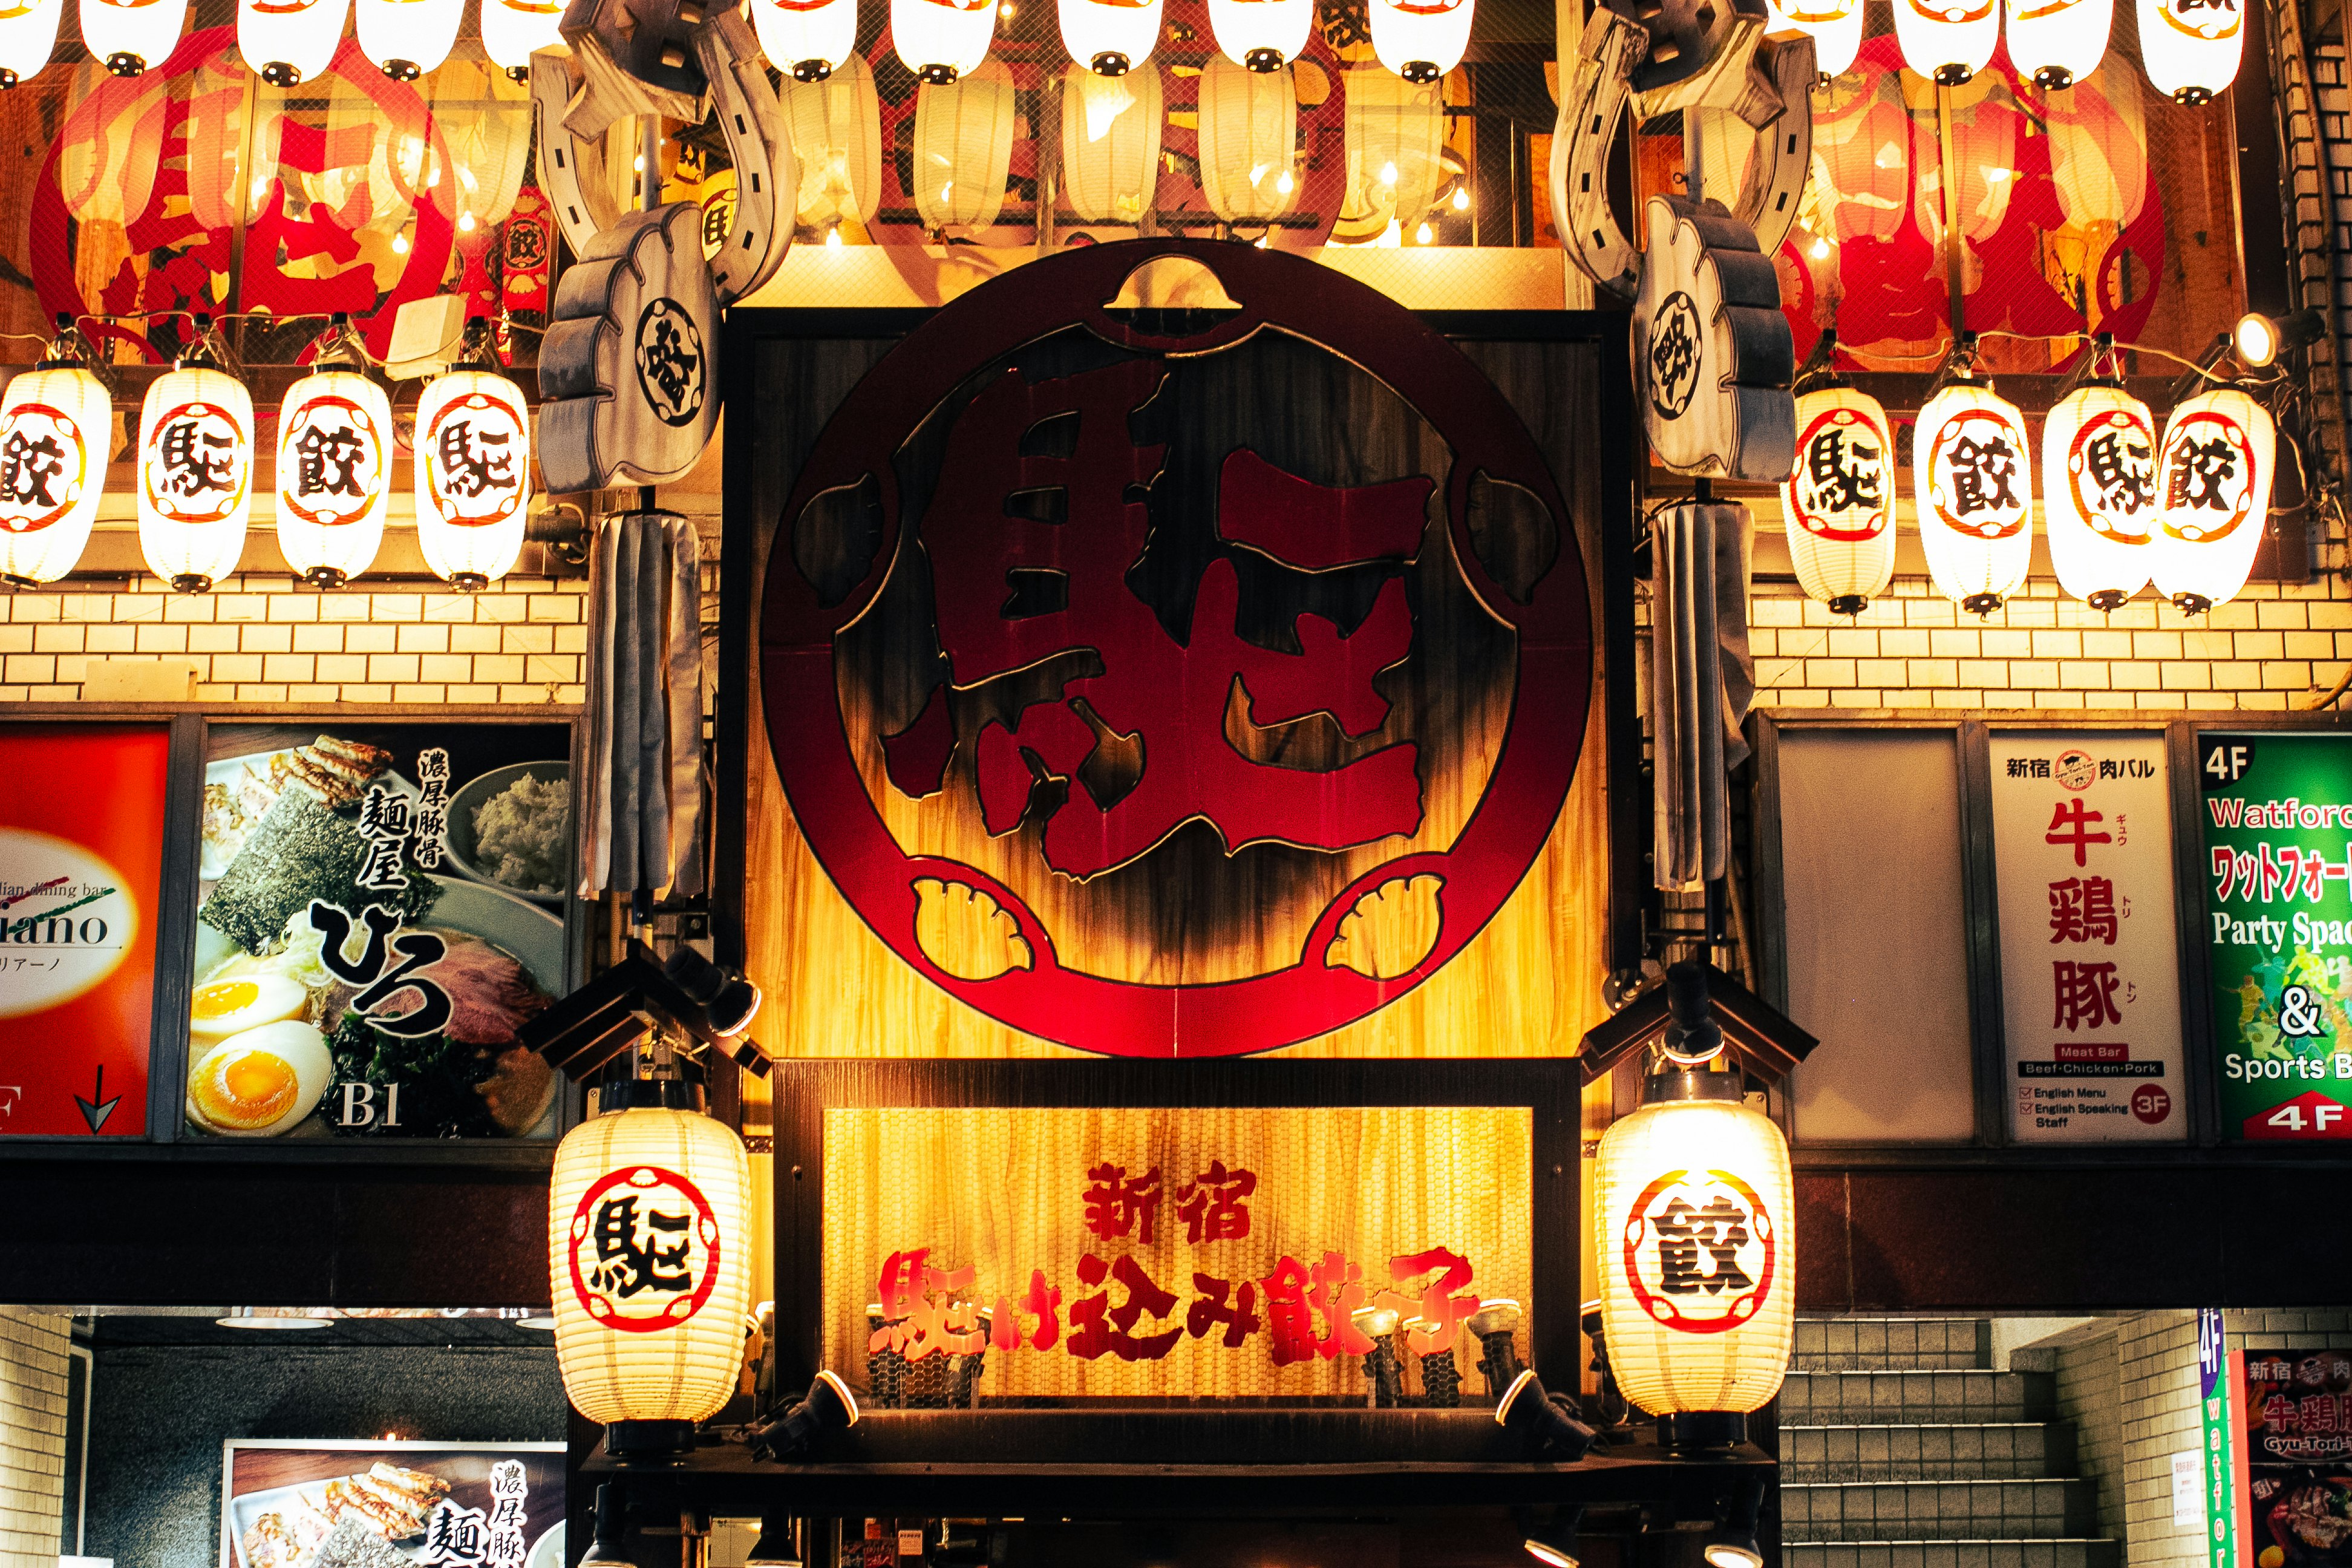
top-left (1415, 221), bottom-right (1432, 243)
top-left (1984, 166), bottom-right (2010, 181)
top-left (1809, 237), bottom-right (1830, 258)
top-left (459, 166), bottom-right (478, 191)
top-left (1451, 185), bottom-right (1468, 211)
top-left (1275, 169), bottom-right (1295, 195)
top-left (392, 231), bottom-right (410, 253)
top-left (250, 177), bottom-right (269, 202)
top-left (457, 210), bottom-right (475, 231)
top-left (826, 226), bottom-right (843, 247)
top-left (1379, 161), bottom-right (1397, 186)
top-left (1253, 235), bottom-right (1268, 248)
top-left (633, 154), bottom-right (646, 172)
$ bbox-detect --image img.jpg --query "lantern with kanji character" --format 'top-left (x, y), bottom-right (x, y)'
top-left (238, 0), bottom-right (350, 85)
top-left (77, 0), bottom-right (186, 74)
top-left (1782, 382), bottom-right (1896, 613)
top-left (1890, 0), bottom-right (1996, 84)
top-left (356, 0), bottom-right (462, 77)
top-left (2042, 381), bottom-right (2156, 610)
top-left (2136, 0), bottom-right (2241, 103)
top-left (1208, 0), bottom-right (1310, 69)
top-left (480, 0), bottom-right (561, 76)
top-left (1367, 0), bottom-right (1469, 82)
top-left (276, 369), bottom-right (391, 589)
top-left (0, 0), bottom-right (62, 86)
top-left (1062, 65), bottom-right (1162, 222)
top-left (1914, 378), bottom-right (2033, 614)
top-left (1059, 0), bottom-right (1161, 74)
top-left (754, 0), bottom-right (855, 80)
top-left (2005, 0), bottom-right (2111, 88)
top-left (414, 360), bottom-right (531, 592)
top-left (0, 341), bottom-right (108, 587)
top-left (892, 0), bottom-right (995, 83)
top-left (550, 1080), bottom-right (752, 1438)
top-left (1768, 0), bottom-right (1861, 76)
top-left (137, 353), bottom-right (252, 594)
top-left (1196, 54), bottom-right (1297, 224)
top-left (1594, 1069), bottom-right (1794, 1423)
top-left (2151, 386), bottom-right (2273, 613)
top-left (911, 62), bottom-right (1017, 229)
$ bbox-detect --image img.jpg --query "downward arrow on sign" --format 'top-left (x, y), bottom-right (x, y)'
top-left (76, 1064), bottom-right (120, 1134)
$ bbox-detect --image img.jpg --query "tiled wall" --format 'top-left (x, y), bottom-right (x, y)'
top-left (2051, 1332), bottom-right (2127, 1545)
top-left (0, 1313), bottom-right (69, 1568)
top-left (0, 577), bottom-right (590, 705)
top-left (1749, 578), bottom-right (2352, 713)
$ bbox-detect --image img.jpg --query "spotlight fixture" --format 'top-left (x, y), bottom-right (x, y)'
top-left (1495, 1369), bottom-right (1599, 1462)
top-left (744, 1517), bottom-right (802, 1568)
top-left (1578, 961), bottom-right (1817, 1088)
top-left (749, 1371), bottom-right (861, 1462)
top-left (2232, 309), bottom-right (2325, 370)
top-left (217, 1308), bottom-right (332, 1330)
top-left (521, 939), bottom-right (775, 1086)
top-left (1705, 1476), bottom-right (1767, 1568)
top-left (664, 945), bottom-right (763, 1037)
top-left (1523, 1506), bottom-right (1585, 1568)
top-left (579, 1485), bottom-right (634, 1568)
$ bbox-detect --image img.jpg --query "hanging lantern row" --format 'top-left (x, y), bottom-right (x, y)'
top-left (0, 0), bottom-right (558, 88)
top-left (1765, 0), bottom-right (2238, 100)
top-left (0, 313), bottom-right (534, 595)
top-left (1782, 340), bottom-right (2279, 619)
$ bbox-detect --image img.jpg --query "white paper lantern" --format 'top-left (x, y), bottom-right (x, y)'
top-left (1594, 1071), bottom-right (1795, 1419)
top-left (1345, 67), bottom-right (1445, 230)
top-left (1197, 54), bottom-right (1297, 224)
top-left (1367, 0), bottom-right (1469, 81)
top-left (550, 1098), bottom-right (752, 1428)
top-left (1915, 379), bottom-right (2033, 613)
top-left (2004, 0), bottom-right (2110, 88)
top-left (0, 360), bottom-right (109, 587)
top-left (1891, 0), bottom-right (1998, 83)
top-left (415, 366), bottom-right (531, 590)
top-left (480, 0), bottom-right (562, 76)
top-left (276, 370), bottom-right (391, 589)
top-left (1767, 0), bottom-right (1862, 76)
top-left (356, 0), bottom-right (462, 78)
top-left (2152, 386), bottom-right (2273, 612)
top-left (79, 0), bottom-right (186, 74)
top-left (0, 0), bottom-right (63, 86)
top-left (1782, 384), bottom-right (1896, 613)
top-left (892, 0), bottom-right (995, 83)
top-left (1208, 0), bottom-right (1310, 70)
top-left (912, 62), bottom-right (1017, 229)
top-left (2136, 0), bottom-right (2242, 103)
top-left (753, 0), bottom-right (856, 80)
top-left (2042, 381), bottom-right (2156, 609)
top-left (139, 362), bottom-right (252, 593)
top-left (785, 57), bottom-right (884, 230)
top-left (1061, 65), bottom-right (1162, 222)
top-left (238, 0), bottom-right (349, 86)
top-left (1059, 0), bottom-right (1161, 74)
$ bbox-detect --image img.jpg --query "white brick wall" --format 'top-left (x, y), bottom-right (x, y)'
top-left (2053, 1331), bottom-right (2128, 1544)
top-left (0, 576), bottom-right (590, 705)
top-left (2116, 1312), bottom-right (2203, 1568)
top-left (0, 1313), bottom-right (68, 1568)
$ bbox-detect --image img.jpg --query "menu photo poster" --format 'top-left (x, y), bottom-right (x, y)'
top-left (189, 721), bottom-right (575, 1142)
top-left (1988, 731), bottom-right (2186, 1142)
top-left (2234, 1347), bottom-right (2352, 1568)
top-left (0, 722), bottom-right (172, 1137)
top-left (2198, 732), bottom-right (2352, 1142)
top-left (221, 1441), bottom-right (564, 1568)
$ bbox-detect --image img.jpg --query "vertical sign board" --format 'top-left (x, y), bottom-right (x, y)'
top-left (2232, 1342), bottom-right (2352, 1568)
top-left (1989, 731), bottom-right (2184, 1140)
top-left (2200, 1308), bottom-right (2241, 1568)
top-left (2197, 732), bottom-right (2352, 1141)
top-left (0, 724), bottom-right (171, 1137)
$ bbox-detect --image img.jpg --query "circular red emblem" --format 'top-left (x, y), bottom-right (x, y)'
top-left (1618, 1167), bottom-right (1777, 1334)
top-left (2133, 1083), bottom-right (2172, 1124)
top-left (761, 240), bottom-right (1592, 1057)
top-left (2054, 748), bottom-right (2097, 791)
top-left (566, 1165), bottom-right (724, 1333)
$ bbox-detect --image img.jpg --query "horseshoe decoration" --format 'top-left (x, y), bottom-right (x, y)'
top-left (1687, 32), bottom-right (1817, 265)
top-left (1550, 8), bottom-right (1648, 299)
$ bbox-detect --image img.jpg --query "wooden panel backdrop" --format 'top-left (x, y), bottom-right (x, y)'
top-left (738, 333), bottom-right (1612, 1070)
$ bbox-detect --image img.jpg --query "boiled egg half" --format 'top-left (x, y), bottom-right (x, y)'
top-left (189, 972), bottom-right (310, 1040)
top-left (186, 1020), bottom-right (332, 1136)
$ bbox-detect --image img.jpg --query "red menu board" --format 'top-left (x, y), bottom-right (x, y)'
top-left (0, 722), bottom-right (170, 1137)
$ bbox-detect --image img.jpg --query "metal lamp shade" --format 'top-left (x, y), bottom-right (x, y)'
top-left (1060, 65), bottom-right (1163, 223)
top-left (891, 0), bottom-right (995, 82)
top-left (2135, 0), bottom-right (2242, 102)
top-left (355, 0), bottom-right (462, 76)
top-left (1366, 0), bottom-right (1468, 81)
top-left (911, 62), bottom-right (1018, 229)
top-left (2151, 386), bottom-right (2273, 612)
top-left (137, 364), bottom-right (252, 593)
top-left (753, 0), bottom-right (856, 80)
top-left (2041, 382), bottom-right (2156, 610)
top-left (1782, 385), bottom-right (1896, 612)
top-left (276, 369), bottom-right (391, 588)
top-left (1913, 380), bottom-right (2033, 612)
top-left (237, 0), bottom-right (349, 86)
top-left (0, 365), bottom-right (108, 586)
top-left (1195, 55), bottom-right (1297, 224)
top-left (414, 367), bottom-right (531, 590)
top-left (77, 0), bottom-right (186, 73)
top-left (1206, 0), bottom-right (1310, 70)
top-left (550, 1105), bottom-right (753, 1426)
top-left (1593, 1077), bottom-right (1795, 1418)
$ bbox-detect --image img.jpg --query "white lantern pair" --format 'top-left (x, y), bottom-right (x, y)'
top-left (0, 330), bottom-right (109, 588)
top-left (138, 338), bottom-right (253, 595)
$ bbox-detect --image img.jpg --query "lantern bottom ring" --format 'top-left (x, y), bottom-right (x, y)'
top-left (260, 61), bottom-right (306, 86)
top-left (2086, 587), bottom-right (2130, 612)
top-left (381, 58), bottom-right (423, 80)
top-left (448, 570), bottom-right (492, 593)
top-left (0, 572), bottom-right (44, 590)
top-left (1932, 63), bottom-right (1974, 85)
top-left (1826, 593), bottom-right (1867, 616)
top-left (1244, 46), bottom-right (1284, 70)
top-left (605, 1419), bottom-right (702, 1461)
top-left (0, 69), bottom-right (16, 89)
top-left (1961, 590), bottom-right (2004, 616)
top-left (1091, 51), bottom-right (1132, 76)
top-left (2033, 65), bottom-right (2073, 89)
top-left (1401, 59), bottom-right (1442, 83)
top-left (918, 62), bottom-right (960, 83)
top-left (104, 51), bottom-right (146, 76)
top-left (505, 64), bottom-right (530, 80)
top-left (1657, 1411), bottom-right (1748, 1452)
top-left (302, 566), bottom-right (351, 590)
top-left (170, 573), bottom-right (215, 596)
top-left (792, 58), bottom-right (834, 80)
top-left (2172, 590), bottom-right (2215, 615)
top-left (2175, 86), bottom-right (2213, 105)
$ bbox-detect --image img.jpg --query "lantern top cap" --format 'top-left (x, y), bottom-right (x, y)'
top-left (1640, 1067), bottom-right (1747, 1107)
